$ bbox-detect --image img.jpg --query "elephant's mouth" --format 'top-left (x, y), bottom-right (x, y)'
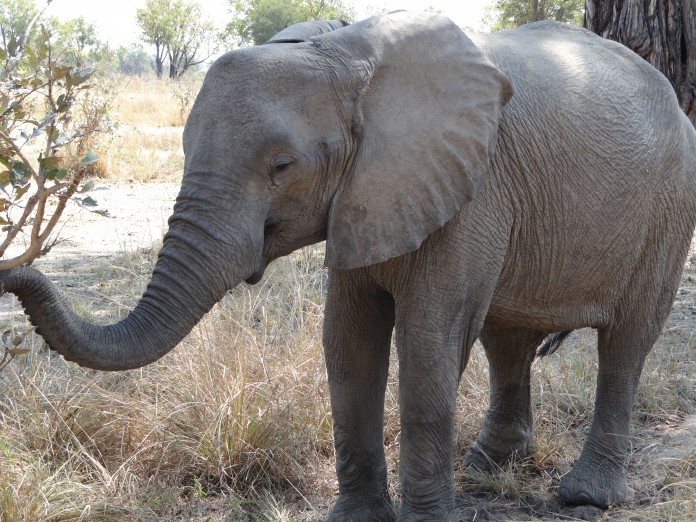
top-left (245, 267), bottom-right (265, 285)
top-left (244, 220), bottom-right (277, 285)
top-left (244, 221), bottom-right (326, 285)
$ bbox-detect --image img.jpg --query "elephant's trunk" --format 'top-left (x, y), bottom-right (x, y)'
top-left (0, 186), bottom-right (262, 371)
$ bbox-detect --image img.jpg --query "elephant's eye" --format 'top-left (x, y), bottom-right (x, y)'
top-left (269, 155), bottom-right (296, 184)
top-left (274, 161), bottom-right (293, 173)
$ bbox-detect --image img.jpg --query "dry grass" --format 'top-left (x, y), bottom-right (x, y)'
top-left (113, 76), bottom-right (199, 128)
top-left (89, 75), bottom-right (204, 183)
top-left (0, 244), bottom-right (335, 521)
top-left (1, 76), bottom-right (695, 520)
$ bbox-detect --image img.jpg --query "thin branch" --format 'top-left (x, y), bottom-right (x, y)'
top-left (0, 129), bottom-right (41, 186)
top-left (0, 193), bottom-right (39, 256)
top-left (38, 177), bottom-right (82, 243)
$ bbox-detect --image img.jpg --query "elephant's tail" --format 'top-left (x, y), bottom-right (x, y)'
top-left (536, 330), bottom-right (573, 357)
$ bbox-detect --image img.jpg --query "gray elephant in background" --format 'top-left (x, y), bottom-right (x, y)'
top-left (1, 11), bottom-right (695, 521)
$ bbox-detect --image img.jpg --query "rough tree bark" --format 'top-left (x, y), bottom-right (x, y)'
top-left (584, 0), bottom-right (696, 126)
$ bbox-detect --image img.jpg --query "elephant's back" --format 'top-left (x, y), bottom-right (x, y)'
top-left (470, 21), bottom-right (680, 164)
top-left (467, 22), bottom-right (696, 329)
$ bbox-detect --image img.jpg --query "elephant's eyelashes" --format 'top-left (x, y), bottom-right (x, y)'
top-left (272, 156), bottom-right (295, 172)
top-left (274, 161), bottom-right (293, 172)
top-left (269, 156), bottom-right (296, 186)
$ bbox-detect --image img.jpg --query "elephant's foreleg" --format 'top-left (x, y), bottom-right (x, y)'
top-left (463, 324), bottom-right (544, 470)
top-left (394, 295), bottom-right (486, 520)
top-left (324, 269), bottom-right (396, 521)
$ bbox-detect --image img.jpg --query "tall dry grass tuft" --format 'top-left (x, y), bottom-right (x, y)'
top-left (113, 76), bottom-right (196, 128)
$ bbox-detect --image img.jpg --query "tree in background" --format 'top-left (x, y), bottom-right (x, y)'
top-left (230, 0), bottom-right (354, 47)
top-left (584, 0), bottom-right (696, 126)
top-left (136, 0), bottom-right (220, 79)
top-left (0, 0), bottom-right (36, 58)
top-left (135, 0), bottom-right (170, 78)
top-left (486, 0), bottom-right (584, 31)
top-left (0, 0), bottom-right (38, 65)
top-left (1, 1), bottom-right (108, 70)
top-left (51, 16), bottom-right (103, 68)
top-left (116, 45), bottom-right (152, 76)
top-left (166, 1), bottom-right (218, 78)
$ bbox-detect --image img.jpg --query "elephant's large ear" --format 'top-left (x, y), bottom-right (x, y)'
top-left (317, 12), bottom-right (512, 269)
top-left (265, 20), bottom-right (349, 44)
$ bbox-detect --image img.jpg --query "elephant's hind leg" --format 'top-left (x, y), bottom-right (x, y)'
top-left (557, 321), bottom-right (656, 507)
top-left (558, 227), bottom-right (692, 507)
top-left (463, 324), bottom-right (545, 471)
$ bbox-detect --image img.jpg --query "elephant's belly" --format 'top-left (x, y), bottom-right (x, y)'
top-left (485, 292), bottom-right (611, 333)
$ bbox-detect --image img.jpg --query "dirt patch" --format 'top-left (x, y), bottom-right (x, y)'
top-left (38, 182), bottom-right (178, 261)
top-left (0, 182), bottom-right (178, 318)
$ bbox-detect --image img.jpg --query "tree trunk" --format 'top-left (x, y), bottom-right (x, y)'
top-left (584, 0), bottom-right (696, 126)
top-left (155, 43), bottom-right (165, 79)
top-left (155, 55), bottom-right (164, 79)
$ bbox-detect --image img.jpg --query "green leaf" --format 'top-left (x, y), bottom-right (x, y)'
top-left (51, 64), bottom-right (72, 82)
top-left (80, 150), bottom-right (98, 165)
top-left (79, 180), bottom-right (95, 193)
top-left (13, 184), bottom-right (30, 201)
top-left (39, 156), bottom-right (62, 171)
top-left (56, 93), bottom-right (68, 113)
top-left (80, 196), bottom-right (98, 207)
top-left (9, 162), bottom-right (30, 187)
top-left (54, 133), bottom-right (71, 146)
top-left (66, 67), bottom-right (94, 88)
top-left (0, 171), bottom-right (10, 186)
top-left (44, 168), bottom-right (68, 181)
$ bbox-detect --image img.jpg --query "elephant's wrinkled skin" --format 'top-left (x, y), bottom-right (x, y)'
top-left (1, 12), bottom-right (695, 521)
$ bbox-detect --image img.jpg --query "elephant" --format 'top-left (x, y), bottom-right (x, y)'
top-left (1, 11), bottom-right (695, 521)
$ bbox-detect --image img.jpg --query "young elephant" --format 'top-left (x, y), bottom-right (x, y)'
top-left (1, 12), bottom-right (695, 521)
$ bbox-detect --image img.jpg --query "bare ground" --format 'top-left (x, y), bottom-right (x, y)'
top-left (1, 183), bottom-right (695, 521)
top-left (0, 182), bottom-right (177, 318)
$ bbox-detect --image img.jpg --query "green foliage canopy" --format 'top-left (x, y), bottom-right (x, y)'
top-left (487, 0), bottom-right (584, 31)
top-left (51, 16), bottom-right (101, 67)
top-left (136, 0), bottom-right (219, 78)
top-left (230, 0), bottom-right (354, 47)
top-left (0, 0), bottom-right (38, 61)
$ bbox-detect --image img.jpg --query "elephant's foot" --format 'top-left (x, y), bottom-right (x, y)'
top-left (558, 460), bottom-right (632, 508)
top-left (398, 508), bottom-right (459, 522)
top-left (463, 443), bottom-right (501, 471)
top-left (462, 435), bottom-right (530, 472)
top-left (326, 492), bottom-right (396, 521)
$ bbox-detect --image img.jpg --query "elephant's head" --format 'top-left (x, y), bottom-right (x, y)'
top-left (0, 12), bottom-right (512, 370)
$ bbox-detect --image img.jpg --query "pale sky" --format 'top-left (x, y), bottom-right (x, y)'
top-left (43, 0), bottom-right (495, 48)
